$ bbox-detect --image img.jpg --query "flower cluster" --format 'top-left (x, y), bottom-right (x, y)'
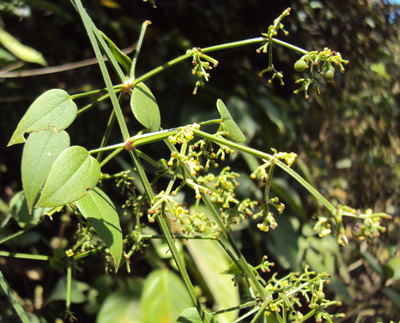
top-left (251, 149), bottom-right (297, 181)
top-left (168, 123), bottom-right (200, 145)
top-left (193, 138), bottom-right (236, 170)
top-left (264, 266), bottom-right (344, 322)
top-left (313, 205), bottom-right (392, 246)
top-left (293, 47), bottom-right (349, 98)
top-left (256, 8), bottom-right (291, 85)
top-left (187, 47), bottom-right (219, 94)
top-left (257, 8), bottom-right (291, 54)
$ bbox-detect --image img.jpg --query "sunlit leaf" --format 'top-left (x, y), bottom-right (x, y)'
top-left (0, 28), bottom-right (48, 66)
top-left (177, 307), bottom-right (213, 323)
top-left (186, 238), bottom-right (240, 323)
top-left (216, 99), bottom-right (245, 143)
top-left (36, 146), bottom-right (100, 208)
top-left (100, 31), bottom-right (131, 72)
top-left (220, 119), bottom-right (246, 143)
top-left (22, 130), bottom-right (70, 213)
top-left (97, 290), bottom-right (142, 323)
top-left (141, 269), bottom-right (193, 323)
top-left (386, 257), bottom-right (400, 281)
top-left (76, 187), bottom-right (123, 270)
top-left (131, 82), bottom-right (161, 132)
top-left (8, 89), bottom-right (77, 146)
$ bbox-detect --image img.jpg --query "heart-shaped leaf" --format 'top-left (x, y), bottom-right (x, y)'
top-left (8, 89), bottom-right (77, 146)
top-left (216, 99), bottom-right (245, 143)
top-left (130, 82), bottom-right (160, 132)
top-left (36, 146), bottom-right (100, 208)
top-left (76, 187), bottom-right (123, 270)
top-left (22, 130), bottom-right (70, 213)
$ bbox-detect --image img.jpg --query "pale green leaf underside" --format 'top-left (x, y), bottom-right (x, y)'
top-left (36, 146), bottom-right (100, 208)
top-left (216, 99), bottom-right (246, 143)
top-left (76, 187), bottom-right (123, 270)
top-left (22, 130), bottom-right (70, 213)
top-left (8, 89), bottom-right (77, 146)
top-left (130, 82), bottom-right (161, 132)
top-left (141, 269), bottom-right (193, 323)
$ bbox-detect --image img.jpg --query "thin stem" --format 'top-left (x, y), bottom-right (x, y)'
top-left (73, 0), bottom-right (130, 141)
top-left (89, 127), bottom-right (179, 155)
top-left (133, 37), bottom-right (267, 86)
top-left (66, 263), bottom-right (72, 314)
top-left (0, 229), bottom-right (28, 245)
top-left (0, 251), bottom-right (50, 261)
top-left (249, 299), bottom-right (271, 323)
top-left (271, 38), bottom-right (308, 55)
top-left (0, 269), bottom-right (30, 322)
top-left (192, 129), bottom-right (336, 213)
top-left (130, 20), bottom-right (152, 79)
top-left (128, 149), bottom-right (210, 322)
top-left (71, 88), bottom-right (109, 100)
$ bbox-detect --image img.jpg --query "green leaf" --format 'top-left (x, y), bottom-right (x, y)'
top-left (186, 238), bottom-right (240, 323)
top-left (177, 307), bottom-right (214, 323)
top-left (36, 146), bottom-right (100, 208)
top-left (0, 28), bottom-right (48, 66)
top-left (8, 89), bottom-right (77, 146)
top-left (141, 269), bottom-right (193, 323)
top-left (130, 82), bottom-right (161, 132)
top-left (384, 257), bottom-right (400, 281)
top-left (22, 130), bottom-right (70, 213)
top-left (97, 290), bottom-right (142, 323)
top-left (76, 187), bottom-right (123, 270)
top-left (9, 191), bottom-right (51, 229)
top-left (46, 276), bottom-right (90, 305)
top-left (216, 99), bottom-right (245, 143)
top-left (100, 31), bottom-right (132, 73)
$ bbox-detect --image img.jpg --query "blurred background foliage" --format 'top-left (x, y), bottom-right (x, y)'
top-left (0, 0), bottom-right (399, 322)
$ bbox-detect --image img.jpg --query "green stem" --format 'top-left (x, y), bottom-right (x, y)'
top-left (66, 263), bottom-right (72, 314)
top-left (249, 299), bottom-right (271, 323)
top-left (128, 149), bottom-right (210, 322)
top-left (193, 129), bottom-right (336, 213)
top-left (73, 0), bottom-right (130, 140)
top-left (0, 229), bottom-right (28, 245)
top-left (162, 137), bottom-right (267, 300)
top-left (133, 37), bottom-right (265, 86)
top-left (0, 251), bottom-right (50, 261)
top-left (71, 88), bottom-right (109, 101)
top-left (89, 128), bottom-right (179, 155)
top-left (271, 38), bottom-right (308, 55)
top-left (0, 269), bottom-right (30, 322)
top-left (97, 110), bottom-right (116, 162)
top-left (130, 20), bottom-right (152, 79)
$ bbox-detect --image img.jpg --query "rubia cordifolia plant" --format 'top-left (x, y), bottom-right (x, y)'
top-left (2, 2), bottom-right (392, 322)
